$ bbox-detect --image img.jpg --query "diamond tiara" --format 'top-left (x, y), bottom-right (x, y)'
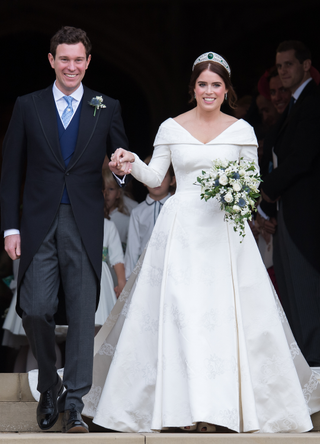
top-left (192, 52), bottom-right (231, 76)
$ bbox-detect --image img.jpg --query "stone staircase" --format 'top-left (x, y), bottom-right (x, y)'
top-left (0, 373), bottom-right (320, 443)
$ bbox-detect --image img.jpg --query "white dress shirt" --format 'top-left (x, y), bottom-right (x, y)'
top-left (53, 81), bottom-right (84, 126)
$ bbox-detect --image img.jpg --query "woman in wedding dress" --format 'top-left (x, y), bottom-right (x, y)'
top-left (82, 52), bottom-right (320, 433)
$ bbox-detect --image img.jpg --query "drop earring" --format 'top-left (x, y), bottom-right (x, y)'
top-left (225, 93), bottom-right (228, 101)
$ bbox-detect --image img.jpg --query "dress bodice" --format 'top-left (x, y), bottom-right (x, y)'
top-left (131, 118), bottom-right (258, 196)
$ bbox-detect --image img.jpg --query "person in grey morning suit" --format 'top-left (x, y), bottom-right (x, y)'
top-left (259, 40), bottom-right (320, 367)
top-left (0, 26), bottom-right (129, 433)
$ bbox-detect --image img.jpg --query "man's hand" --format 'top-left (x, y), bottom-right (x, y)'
top-left (256, 213), bottom-right (277, 235)
top-left (261, 189), bottom-right (279, 203)
top-left (109, 148), bottom-right (135, 176)
top-left (265, 217), bottom-right (278, 234)
top-left (5, 234), bottom-right (21, 260)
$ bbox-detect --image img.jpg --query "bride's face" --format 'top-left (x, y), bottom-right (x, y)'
top-left (194, 69), bottom-right (227, 111)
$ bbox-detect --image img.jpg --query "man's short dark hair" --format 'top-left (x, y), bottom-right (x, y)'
top-left (50, 26), bottom-right (92, 59)
top-left (276, 40), bottom-right (311, 64)
top-left (268, 66), bottom-right (279, 82)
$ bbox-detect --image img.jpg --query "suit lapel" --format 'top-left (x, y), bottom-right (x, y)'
top-left (66, 87), bottom-right (101, 171)
top-left (32, 86), bottom-right (65, 169)
top-left (275, 80), bottom-right (316, 143)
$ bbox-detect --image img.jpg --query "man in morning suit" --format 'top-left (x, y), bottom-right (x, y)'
top-left (259, 41), bottom-right (320, 367)
top-left (0, 26), bottom-right (128, 432)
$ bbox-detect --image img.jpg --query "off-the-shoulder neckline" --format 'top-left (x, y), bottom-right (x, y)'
top-left (169, 118), bottom-right (243, 145)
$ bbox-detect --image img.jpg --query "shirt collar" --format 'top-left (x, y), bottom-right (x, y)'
top-left (52, 81), bottom-right (84, 103)
top-left (292, 77), bottom-right (312, 101)
top-left (146, 193), bottom-right (171, 205)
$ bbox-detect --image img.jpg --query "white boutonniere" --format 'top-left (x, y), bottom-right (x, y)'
top-left (88, 96), bottom-right (106, 116)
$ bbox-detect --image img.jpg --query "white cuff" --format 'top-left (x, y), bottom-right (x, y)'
top-left (112, 172), bottom-right (127, 186)
top-left (257, 205), bottom-right (270, 221)
top-left (4, 229), bottom-right (20, 238)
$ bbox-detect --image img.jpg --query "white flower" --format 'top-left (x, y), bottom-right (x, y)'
top-left (233, 205), bottom-right (241, 213)
top-left (224, 192), bottom-right (233, 203)
top-left (233, 182), bottom-right (241, 192)
top-left (239, 169), bottom-right (246, 176)
top-left (89, 96), bottom-right (106, 116)
top-left (219, 174), bottom-right (228, 185)
top-left (221, 159), bottom-right (229, 168)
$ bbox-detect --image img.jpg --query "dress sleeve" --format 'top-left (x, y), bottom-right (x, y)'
top-left (130, 144), bottom-right (171, 188)
top-left (239, 125), bottom-right (259, 173)
top-left (106, 220), bottom-right (124, 267)
top-left (239, 145), bottom-right (259, 173)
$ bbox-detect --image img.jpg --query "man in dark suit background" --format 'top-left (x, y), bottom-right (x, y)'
top-left (0, 26), bottom-right (128, 432)
top-left (259, 41), bottom-right (320, 367)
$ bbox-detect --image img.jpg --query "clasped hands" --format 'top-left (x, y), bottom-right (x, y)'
top-left (109, 148), bottom-right (135, 176)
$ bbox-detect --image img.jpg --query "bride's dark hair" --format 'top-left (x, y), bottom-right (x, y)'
top-left (189, 61), bottom-right (237, 109)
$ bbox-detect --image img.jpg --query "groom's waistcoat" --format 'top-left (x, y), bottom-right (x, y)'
top-left (56, 101), bottom-right (83, 204)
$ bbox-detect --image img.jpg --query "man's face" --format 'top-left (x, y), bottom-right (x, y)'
top-left (269, 75), bottom-right (291, 114)
top-left (48, 42), bottom-right (91, 95)
top-left (276, 49), bottom-right (309, 93)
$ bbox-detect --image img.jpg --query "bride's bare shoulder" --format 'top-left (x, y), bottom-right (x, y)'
top-left (173, 110), bottom-right (195, 125)
top-left (221, 113), bottom-right (238, 125)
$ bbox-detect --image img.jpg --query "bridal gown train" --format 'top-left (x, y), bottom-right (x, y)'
top-left (82, 118), bottom-right (320, 433)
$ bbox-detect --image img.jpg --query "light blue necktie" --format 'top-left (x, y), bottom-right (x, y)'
top-left (61, 96), bottom-right (74, 128)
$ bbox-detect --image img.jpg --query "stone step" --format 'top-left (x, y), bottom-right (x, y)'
top-left (0, 434), bottom-right (142, 443)
top-left (0, 433), bottom-right (320, 443)
top-left (1, 373), bottom-right (320, 437)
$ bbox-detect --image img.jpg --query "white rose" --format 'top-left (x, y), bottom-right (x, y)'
top-left (233, 182), bottom-right (241, 192)
top-left (233, 205), bottom-right (241, 213)
top-left (224, 192), bottom-right (233, 203)
top-left (239, 169), bottom-right (246, 176)
top-left (221, 159), bottom-right (229, 168)
top-left (219, 174), bottom-right (228, 185)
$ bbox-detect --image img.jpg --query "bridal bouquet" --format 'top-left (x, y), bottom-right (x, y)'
top-left (196, 158), bottom-right (261, 240)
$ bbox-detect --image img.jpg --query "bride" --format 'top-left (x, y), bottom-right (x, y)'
top-left (82, 52), bottom-right (320, 433)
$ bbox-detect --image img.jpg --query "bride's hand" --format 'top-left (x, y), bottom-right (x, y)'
top-left (109, 148), bottom-right (135, 175)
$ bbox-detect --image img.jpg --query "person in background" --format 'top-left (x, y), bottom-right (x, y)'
top-left (268, 68), bottom-right (292, 115)
top-left (94, 216), bottom-right (125, 332)
top-left (102, 166), bottom-right (130, 252)
top-left (124, 162), bottom-right (175, 279)
top-left (260, 40), bottom-right (320, 367)
top-left (255, 93), bottom-right (278, 129)
top-left (233, 95), bottom-right (252, 119)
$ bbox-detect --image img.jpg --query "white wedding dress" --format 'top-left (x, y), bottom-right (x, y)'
top-left (82, 118), bottom-right (320, 433)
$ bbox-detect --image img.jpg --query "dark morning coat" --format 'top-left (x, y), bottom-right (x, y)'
top-left (260, 80), bottom-right (320, 273)
top-left (0, 85), bottom-right (128, 316)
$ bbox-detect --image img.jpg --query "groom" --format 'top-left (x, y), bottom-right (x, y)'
top-left (0, 26), bottom-right (128, 432)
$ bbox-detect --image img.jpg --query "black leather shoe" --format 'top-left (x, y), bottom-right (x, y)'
top-left (62, 404), bottom-right (89, 433)
top-left (37, 376), bottom-right (63, 430)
